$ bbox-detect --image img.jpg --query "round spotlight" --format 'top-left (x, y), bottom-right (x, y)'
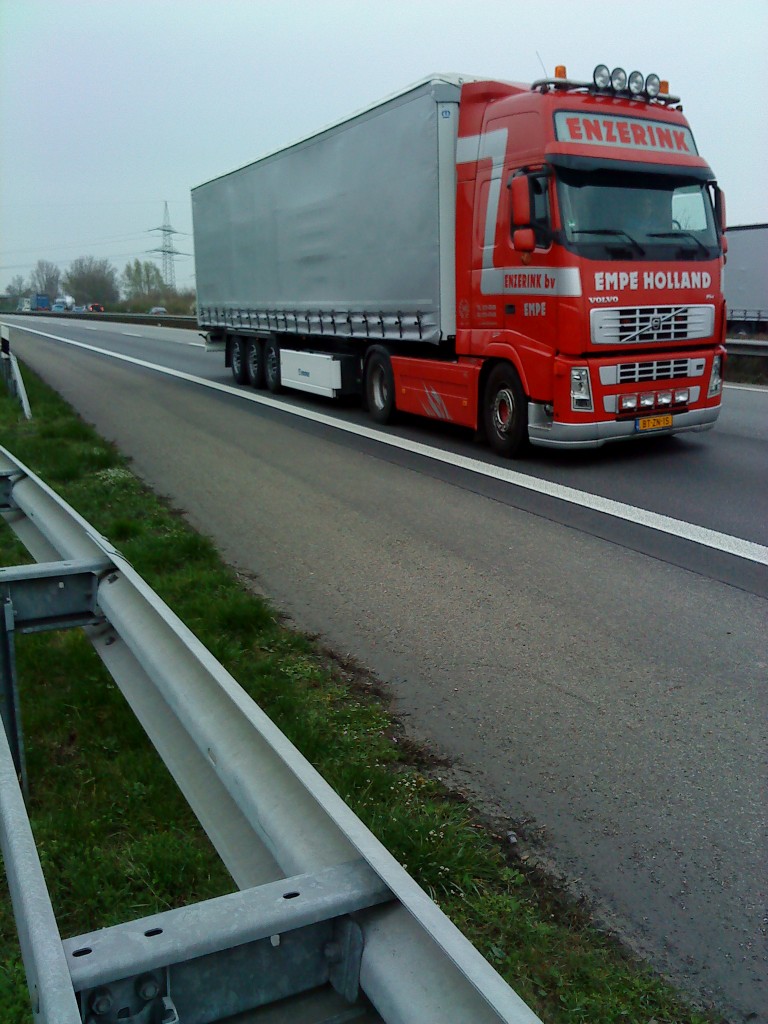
top-left (593, 64), bottom-right (611, 89)
top-left (645, 73), bottom-right (661, 98)
top-left (611, 67), bottom-right (628, 91)
top-left (629, 70), bottom-right (645, 95)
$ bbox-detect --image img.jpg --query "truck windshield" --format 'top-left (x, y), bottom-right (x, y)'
top-left (555, 167), bottom-right (719, 261)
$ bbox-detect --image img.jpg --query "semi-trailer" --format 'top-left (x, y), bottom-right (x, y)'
top-left (193, 65), bottom-right (727, 456)
top-left (723, 223), bottom-right (767, 325)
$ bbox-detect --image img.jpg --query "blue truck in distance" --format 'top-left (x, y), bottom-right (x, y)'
top-left (30, 294), bottom-right (51, 311)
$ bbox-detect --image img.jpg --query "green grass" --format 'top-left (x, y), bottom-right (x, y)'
top-left (0, 370), bottom-right (720, 1023)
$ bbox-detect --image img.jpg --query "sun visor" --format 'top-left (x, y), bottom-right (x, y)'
top-left (546, 152), bottom-right (715, 180)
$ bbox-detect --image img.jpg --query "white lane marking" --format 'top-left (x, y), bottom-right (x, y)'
top-left (725, 382), bottom-right (766, 393)
top-left (10, 325), bottom-right (768, 567)
top-left (107, 326), bottom-right (205, 347)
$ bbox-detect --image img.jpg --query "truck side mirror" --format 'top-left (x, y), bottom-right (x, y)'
top-left (510, 175), bottom-right (531, 227)
top-left (717, 188), bottom-right (727, 234)
top-left (513, 228), bottom-right (536, 253)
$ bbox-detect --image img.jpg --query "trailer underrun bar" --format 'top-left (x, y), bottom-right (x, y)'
top-left (0, 445), bottom-right (541, 1024)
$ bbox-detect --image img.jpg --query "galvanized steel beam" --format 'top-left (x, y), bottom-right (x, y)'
top-left (0, 445), bottom-right (542, 1024)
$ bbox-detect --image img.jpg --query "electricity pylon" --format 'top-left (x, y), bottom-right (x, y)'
top-left (148, 202), bottom-right (187, 290)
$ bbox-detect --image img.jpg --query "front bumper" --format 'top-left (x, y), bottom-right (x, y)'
top-left (527, 403), bottom-right (720, 449)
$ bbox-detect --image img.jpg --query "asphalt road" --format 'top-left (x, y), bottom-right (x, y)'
top-left (4, 319), bottom-right (767, 1023)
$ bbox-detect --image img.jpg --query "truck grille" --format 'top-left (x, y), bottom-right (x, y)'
top-left (618, 358), bottom-right (692, 383)
top-left (591, 304), bottom-right (715, 345)
top-left (599, 357), bottom-right (707, 385)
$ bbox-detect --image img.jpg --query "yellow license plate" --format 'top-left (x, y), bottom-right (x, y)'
top-left (636, 413), bottom-right (673, 432)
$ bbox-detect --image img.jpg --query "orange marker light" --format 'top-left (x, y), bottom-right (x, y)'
top-left (555, 65), bottom-right (567, 79)
top-left (660, 79), bottom-right (670, 95)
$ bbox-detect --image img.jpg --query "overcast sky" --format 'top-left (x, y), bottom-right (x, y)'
top-left (1, 0), bottom-right (766, 294)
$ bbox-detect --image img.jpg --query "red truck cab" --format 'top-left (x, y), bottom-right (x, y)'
top-left (395, 65), bottom-right (726, 455)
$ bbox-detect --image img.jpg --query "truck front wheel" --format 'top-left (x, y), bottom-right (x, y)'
top-left (264, 338), bottom-right (282, 393)
top-left (483, 363), bottom-right (528, 457)
top-left (230, 338), bottom-right (247, 384)
top-left (365, 348), bottom-right (395, 424)
top-left (246, 339), bottom-right (265, 389)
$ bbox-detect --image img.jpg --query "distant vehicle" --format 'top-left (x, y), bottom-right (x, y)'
top-left (16, 298), bottom-right (32, 312)
top-left (51, 303), bottom-right (67, 313)
top-left (148, 306), bottom-right (167, 315)
top-left (87, 302), bottom-right (105, 313)
top-left (54, 294), bottom-right (75, 311)
top-left (73, 305), bottom-right (87, 313)
top-left (30, 293), bottom-right (52, 311)
top-left (723, 224), bottom-right (768, 322)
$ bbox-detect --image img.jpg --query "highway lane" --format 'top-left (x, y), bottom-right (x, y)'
top-left (3, 319), bottom-right (768, 1022)
top-left (6, 315), bottom-right (768, 551)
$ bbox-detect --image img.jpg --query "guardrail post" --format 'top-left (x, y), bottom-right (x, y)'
top-left (0, 592), bottom-right (26, 795)
top-left (0, 559), bottom-right (109, 799)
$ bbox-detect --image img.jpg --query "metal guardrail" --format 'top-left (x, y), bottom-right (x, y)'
top-left (0, 445), bottom-right (541, 1024)
top-left (6, 310), bottom-right (197, 330)
top-left (0, 325), bottom-right (32, 420)
top-left (725, 335), bottom-right (768, 357)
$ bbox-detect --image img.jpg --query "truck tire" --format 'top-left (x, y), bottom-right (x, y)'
top-left (365, 348), bottom-right (395, 424)
top-left (264, 337), bottom-right (282, 393)
top-left (483, 362), bottom-right (528, 457)
top-left (245, 339), bottom-right (266, 389)
top-left (231, 338), bottom-right (248, 384)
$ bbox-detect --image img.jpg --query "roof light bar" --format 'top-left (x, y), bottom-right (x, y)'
top-left (533, 65), bottom-right (678, 103)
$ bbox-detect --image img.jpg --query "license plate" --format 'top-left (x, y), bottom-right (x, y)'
top-left (635, 413), bottom-right (673, 432)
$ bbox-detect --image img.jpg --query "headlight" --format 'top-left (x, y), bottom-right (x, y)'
top-left (645, 74), bottom-right (661, 98)
top-left (628, 71), bottom-right (645, 95)
top-left (639, 393), bottom-right (655, 409)
top-left (619, 393), bottom-right (638, 412)
top-left (674, 388), bottom-right (690, 404)
top-left (708, 354), bottom-right (723, 396)
top-left (570, 367), bottom-right (593, 411)
top-left (593, 64), bottom-right (611, 89)
top-left (611, 67), bottom-right (627, 91)
top-left (657, 390), bottom-right (673, 406)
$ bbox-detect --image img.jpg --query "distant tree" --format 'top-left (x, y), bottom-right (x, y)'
top-left (5, 274), bottom-right (26, 303)
top-left (62, 256), bottom-right (120, 306)
top-left (29, 260), bottom-right (60, 299)
top-left (122, 259), bottom-right (164, 303)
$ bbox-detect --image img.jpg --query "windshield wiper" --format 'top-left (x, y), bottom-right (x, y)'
top-left (647, 230), bottom-right (710, 255)
top-left (572, 229), bottom-right (645, 254)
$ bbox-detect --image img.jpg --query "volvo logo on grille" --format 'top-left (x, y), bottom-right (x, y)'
top-left (650, 316), bottom-right (662, 332)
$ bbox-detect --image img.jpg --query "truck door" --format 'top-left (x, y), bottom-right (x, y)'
top-left (502, 169), bottom-right (558, 397)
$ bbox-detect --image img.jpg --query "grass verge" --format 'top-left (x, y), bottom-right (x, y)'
top-left (0, 368), bottom-right (719, 1023)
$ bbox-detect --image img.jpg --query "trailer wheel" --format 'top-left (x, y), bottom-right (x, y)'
top-left (483, 362), bottom-right (528, 457)
top-left (231, 338), bottom-right (248, 384)
top-left (264, 338), bottom-right (282, 393)
top-left (365, 348), bottom-right (395, 424)
top-left (245, 339), bottom-right (266, 389)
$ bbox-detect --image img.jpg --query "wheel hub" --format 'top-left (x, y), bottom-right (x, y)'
top-left (492, 389), bottom-right (516, 435)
